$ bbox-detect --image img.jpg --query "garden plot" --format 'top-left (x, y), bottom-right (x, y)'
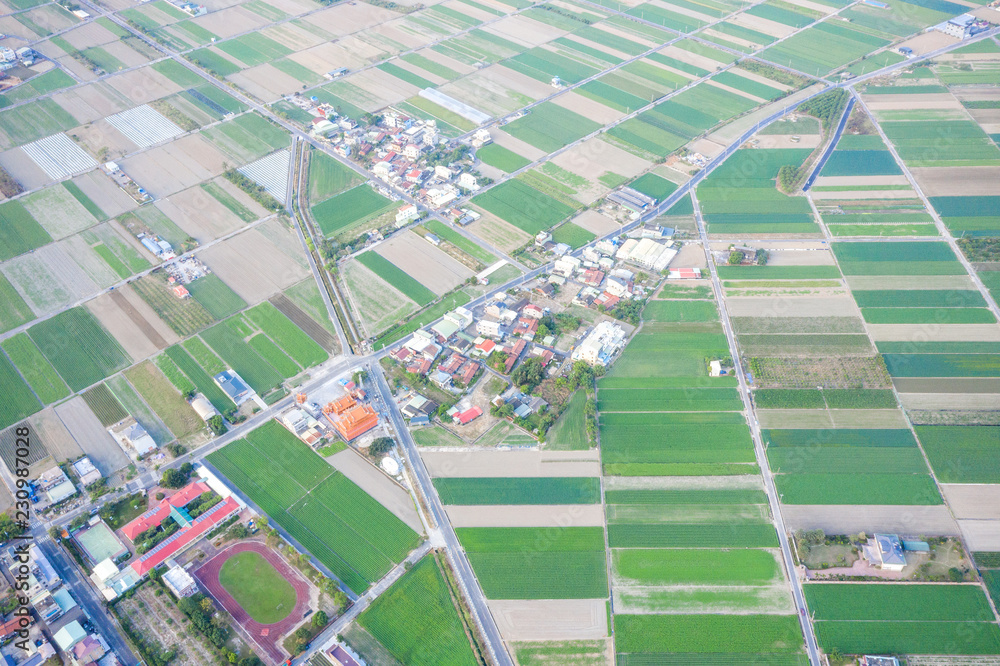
top-left (490, 599), bottom-right (607, 642)
top-left (21, 133), bottom-right (96, 181)
top-left (70, 118), bottom-right (139, 160)
top-left (727, 296), bottom-right (859, 317)
top-left (2, 244), bottom-right (98, 316)
top-left (21, 183), bottom-right (98, 240)
top-left (549, 136), bottom-right (652, 196)
top-left (299, 2), bottom-right (398, 39)
top-left (229, 65), bottom-right (306, 102)
top-left (118, 134), bottom-right (228, 198)
top-left (237, 149), bottom-right (290, 203)
top-left (86, 286), bottom-right (178, 361)
top-left (198, 229), bottom-right (309, 303)
top-left (375, 230), bottom-right (474, 295)
top-left (105, 104), bottom-right (183, 149)
top-left (53, 397), bottom-right (129, 474)
top-left (491, 129), bottom-right (547, 162)
top-left (155, 181), bottom-right (255, 242)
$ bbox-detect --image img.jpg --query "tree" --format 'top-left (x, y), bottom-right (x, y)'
top-left (295, 627), bottom-right (311, 645)
top-left (161, 462), bottom-right (193, 488)
top-left (332, 589), bottom-right (348, 611)
top-left (312, 611), bottom-right (328, 628)
top-left (200, 597), bottom-right (214, 613)
top-left (728, 250), bottom-right (743, 265)
top-left (948, 567), bottom-right (965, 582)
top-left (368, 437), bottom-right (395, 458)
top-left (207, 415), bottom-right (227, 436)
top-left (512, 357), bottom-right (545, 392)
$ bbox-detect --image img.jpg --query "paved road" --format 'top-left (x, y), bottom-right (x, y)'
top-left (692, 194), bottom-right (821, 665)
top-left (802, 96), bottom-right (856, 191)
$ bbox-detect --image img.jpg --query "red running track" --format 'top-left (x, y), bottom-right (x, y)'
top-left (193, 541), bottom-right (310, 665)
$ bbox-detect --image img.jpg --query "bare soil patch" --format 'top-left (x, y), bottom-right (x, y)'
top-left (572, 210), bottom-right (621, 236)
top-left (340, 258), bottom-right (417, 337)
top-left (846, 275), bottom-right (973, 290)
top-left (73, 170), bottom-right (137, 218)
top-left (156, 181), bottom-right (251, 243)
top-left (866, 323), bottom-right (1000, 341)
top-left (86, 288), bottom-right (172, 361)
top-left (958, 520), bottom-right (1000, 550)
top-left (488, 14), bottom-right (568, 47)
top-left (198, 229), bottom-right (309, 303)
top-left (191, 5), bottom-right (267, 38)
top-left (301, 3), bottom-right (397, 38)
top-left (445, 504), bottom-right (606, 528)
top-left (754, 134), bottom-right (821, 149)
top-left (552, 90), bottom-right (623, 125)
top-left (765, 250), bottom-right (835, 266)
top-left (105, 66), bottom-right (180, 105)
top-left (328, 448), bottom-right (422, 533)
top-left (54, 396), bottom-right (130, 475)
top-left (491, 129), bottom-right (546, 162)
top-left (912, 166), bottom-right (1000, 197)
top-left (941, 485), bottom-right (1000, 520)
top-left (118, 583), bottom-right (217, 666)
top-left (782, 504), bottom-right (959, 535)
top-left (489, 600), bottom-right (607, 642)
top-left (467, 213), bottom-right (532, 254)
top-left (727, 296), bottom-right (858, 317)
top-left (899, 392), bottom-right (1000, 410)
top-left (375, 229), bottom-right (474, 295)
top-left (419, 450), bottom-right (600, 477)
top-left (894, 30), bottom-right (958, 56)
top-left (29, 407), bottom-right (83, 462)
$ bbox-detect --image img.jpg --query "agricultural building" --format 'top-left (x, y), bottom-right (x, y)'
top-left (669, 268), bottom-right (702, 279)
top-left (162, 566), bottom-right (197, 598)
top-left (572, 321), bottom-right (627, 366)
top-left (214, 370), bottom-right (253, 405)
top-left (71, 457), bottom-right (101, 486)
top-left (190, 395), bottom-right (218, 421)
top-left (109, 418), bottom-right (157, 458)
top-left (617, 238), bottom-right (678, 272)
top-left (935, 14), bottom-right (989, 38)
top-left (608, 187), bottom-right (656, 214)
top-left (36, 467), bottom-right (76, 504)
top-left (278, 407), bottom-right (327, 446)
top-left (863, 534), bottom-right (907, 571)
top-left (331, 405), bottom-right (379, 441)
top-left (431, 318), bottom-right (460, 340)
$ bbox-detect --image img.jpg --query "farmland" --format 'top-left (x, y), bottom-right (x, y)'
top-left (357, 555), bottom-right (478, 666)
top-left (356, 252), bottom-right (436, 306)
top-left (125, 362), bottom-right (202, 440)
top-left (207, 421), bottom-right (420, 594)
top-left (308, 151), bottom-right (362, 201)
top-left (187, 275), bottom-right (246, 320)
top-left (502, 103), bottom-right (602, 153)
top-left (163, 345), bottom-right (235, 414)
top-left (312, 185), bottom-right (394, 237)
top-left (1, 334), bottom-right (69, 404)
top-left (244, 302), bottom-right (327, 368)
top-left (433, 477), bottom-right (600, 505)
top-left (456, 527), bottom-right (607, 599)
top-left (27, 308), bottom-right (131, 393)
top-left (472, 180), bottom-right (576, 235)
top-left (0, 354), bottom-right (41, 430)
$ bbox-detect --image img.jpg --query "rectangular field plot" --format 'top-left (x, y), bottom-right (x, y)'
top-left (882, 120), bottom-right (1000, 167)
top-left (883, 353), bottom-right (1000, 377)
top-left (614, 614), bottom-right (804, 658)
top-left (774, 472), bottom-right (941, 504)
top-left (21, 133), bottom-right (98, 181)
top-left (163, 345), bottom-right (235, 414)
top-left (27, 308), bottom-right (130, 392)
top-left (312, 185), bottom-right (394, 237)
top-left (106, 105), bottom-right (184, 149)
top-left (356, 252), bottom-right (435, 306)
top-left (237, 149), bottom-right (290, 203)
top-left (930, 195), bottom-right (1000, 236)
top-left (697, 149), bottom-right (818, 234)
top-left (186, 274), bottom-right (246, 320)
top-left (0, 201), bottom-right (51, 263)
top-left (200, 322), bottom-right (283, 394)
top-left (456, 526), bottom-right (607, 599)
top-left (915, 425), bottom-right (1000, 483)
top-left (643, 300), bottom-right (719, 323)
top-left (501, 103), bottom-right (601, 153)
top-left (472, 180), bottom-right (575, 235)
top-left (308, 151), bottom-right (362, 202)
top-left (613, 548), bottom-right (780, 586)
top-left (758, 22), bottom-right (888, 76)
top-left (358, 555), bottom-right (478, 666)
top-left (208, 421), bottom-right (420, 594)
top-left (0, 353), bottom-right (41, 430)
top-left (598, 387), bottom-right (742, 412)
top-left (1, 333), bottom-right (69, 405)
top-left (433, 477), bottom-right (600, 505)
top-left (608, 522), bottom-right (778, 548)
top-left (244, 301), bottom-right (327, 368)
top-left (832, 241), bottom-right (965, 276)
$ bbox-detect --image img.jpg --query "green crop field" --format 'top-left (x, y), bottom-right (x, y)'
top-left (132, 273), bottom-right (216, 337)
top-left (433, 477), bottom-right (600, 504)
top-left (615, 614), bottom-right (803, 654)
top-left (546, 389), bottom-right (589, 450)
top-left (0, 201), bottom-right (52, 262)
top-left (1, 333), bottom-right (68, 404)
top-left (814, 620), bottom-right (1000, 655)
top-left (806, 583), bottom-right (994, 622)
top-left (883, 353), bottom-right (1000, 377)
top-left (164, 345), bottom-right (236, 413)
top-left (186, 336), bottom-right (227, 375)
top-left (208, 421), bottom-right (419, 593)
top-left (861, 307), bottom-right (994, 324)
top-left (311, 185), bottom-right (394, 237)
top-left (608, 522), bottom-right (777, 548)
top-left (502, 102), bottom-right (602, 153)
top-left (759, 21), bottom-right (888, 76)
top-left (0, 273), bottom-right (33, 334)
top-left (768, 447), bottom-right (928, 476)
top-left (187, 275), bottom-right (246, 320)
top-left (774, 472), bottom-right (941, 504)
top-left (28, 309), bottom-right (130, 393)
top-left (422, 221), bottom-right (496, 265)
top-left (601, 420), bottom-right (754, 464)
top-left (125, 362), bottom-right (202, 440)
top-left (201, 322), bottom-right (283, 394)
top-left (833, 241), bottom-right (965, 275)
top-left (219, 551), bottom-right (297, 624)
top-left (551, 223), bottom-right (596, 248)
top-left (472, 179), bottom-right (576, 235)
top-left (308, 151), bottom-right (362, 202)
top-left (763, 428), bottom-right (916, 447)
top-left (245, 302), bottom-right (327, 368)
top-left (821, 150), bottom-right (901, 176)
top-left (457, 527), bottom-right (607, 599)
top-left (598, 387), bottom-right (742, 412)
top-left (716, 266), bottom-right (841, 279)
top-left (915, 426), bottom-right (1000, 483)
top-left (475, 143), bottom-right (530, 172)
top-left (356, 252), bottom-right (436, 306)
top-left (628, 173), bottom-right (677, 201)
top-left (0, 353), bottom-right (41, 430)
top-left (613, 548), bottom-right (779, 586)
top-left (853, 289), bottom-right (985, 308)
top-left (358, 555), bottom-right (478, 666)
top-left (247, 335), bottom-right (298, 378)
top-left (81, 384), bottom-right (128, 427)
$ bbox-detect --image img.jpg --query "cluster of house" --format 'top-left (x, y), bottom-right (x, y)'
top-left (0, 47), bottom-right (34, 70)
top-left (493, 387), bottom-right (549, 421)
top-left (0, 543), bottom-right (120, 666)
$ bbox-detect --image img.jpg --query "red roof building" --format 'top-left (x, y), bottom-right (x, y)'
top-left (502, 340), bottom-right (526, 373)
top-left (582, 269), bottom-right (605, 287)
top-left (406, 358), bottom-right (432, 375)
top-left (122, 482), bottom-right (212, 541)
top-left (475, 339), bottom-right (496, 354)
top-left (669, 268), bottom-right (702, 279)
top-left (454, 406), bottom-right (483, 425)
top-left (513, 318), bottom-right (539, 337)
top-left (522, 304), bottom-right (544, 319)
top-left (331, 405), bottom-right (379, 441)
top-left (457, 361), bottom-right (478, 385)
top-left (130, 496), bottom-right (242, 576)
top-left (440, 353), bottom-right (464, 374)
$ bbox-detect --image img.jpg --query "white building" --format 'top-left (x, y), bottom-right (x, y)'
top-left (395, 204), bottom-right (419, 226)
top-left (471, 128), bottom-right (492, 148)
top-left (553, 255), bottom-right (582, 277)
top-left (616, 238), bottom-right (678, 272)
top-left (444, 307), bottom-right (474, 329)
top-left (477, 318), bottom-right (503, 339)
top-left (190, 395), bottom-right (218, 422)
top-left (71, 457), bottom-right (102, 487)
top-left (458, 172), bottom-right (479, 191)
top-left (571, 321), bottom-right (627, 366)
top-left (163, 566), bottom-right (198, 598)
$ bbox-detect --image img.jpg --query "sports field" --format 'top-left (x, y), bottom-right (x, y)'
top-left (219, 551), bottom-right (297, 624)
top-left (207, 421), bottom-right (420, 593)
